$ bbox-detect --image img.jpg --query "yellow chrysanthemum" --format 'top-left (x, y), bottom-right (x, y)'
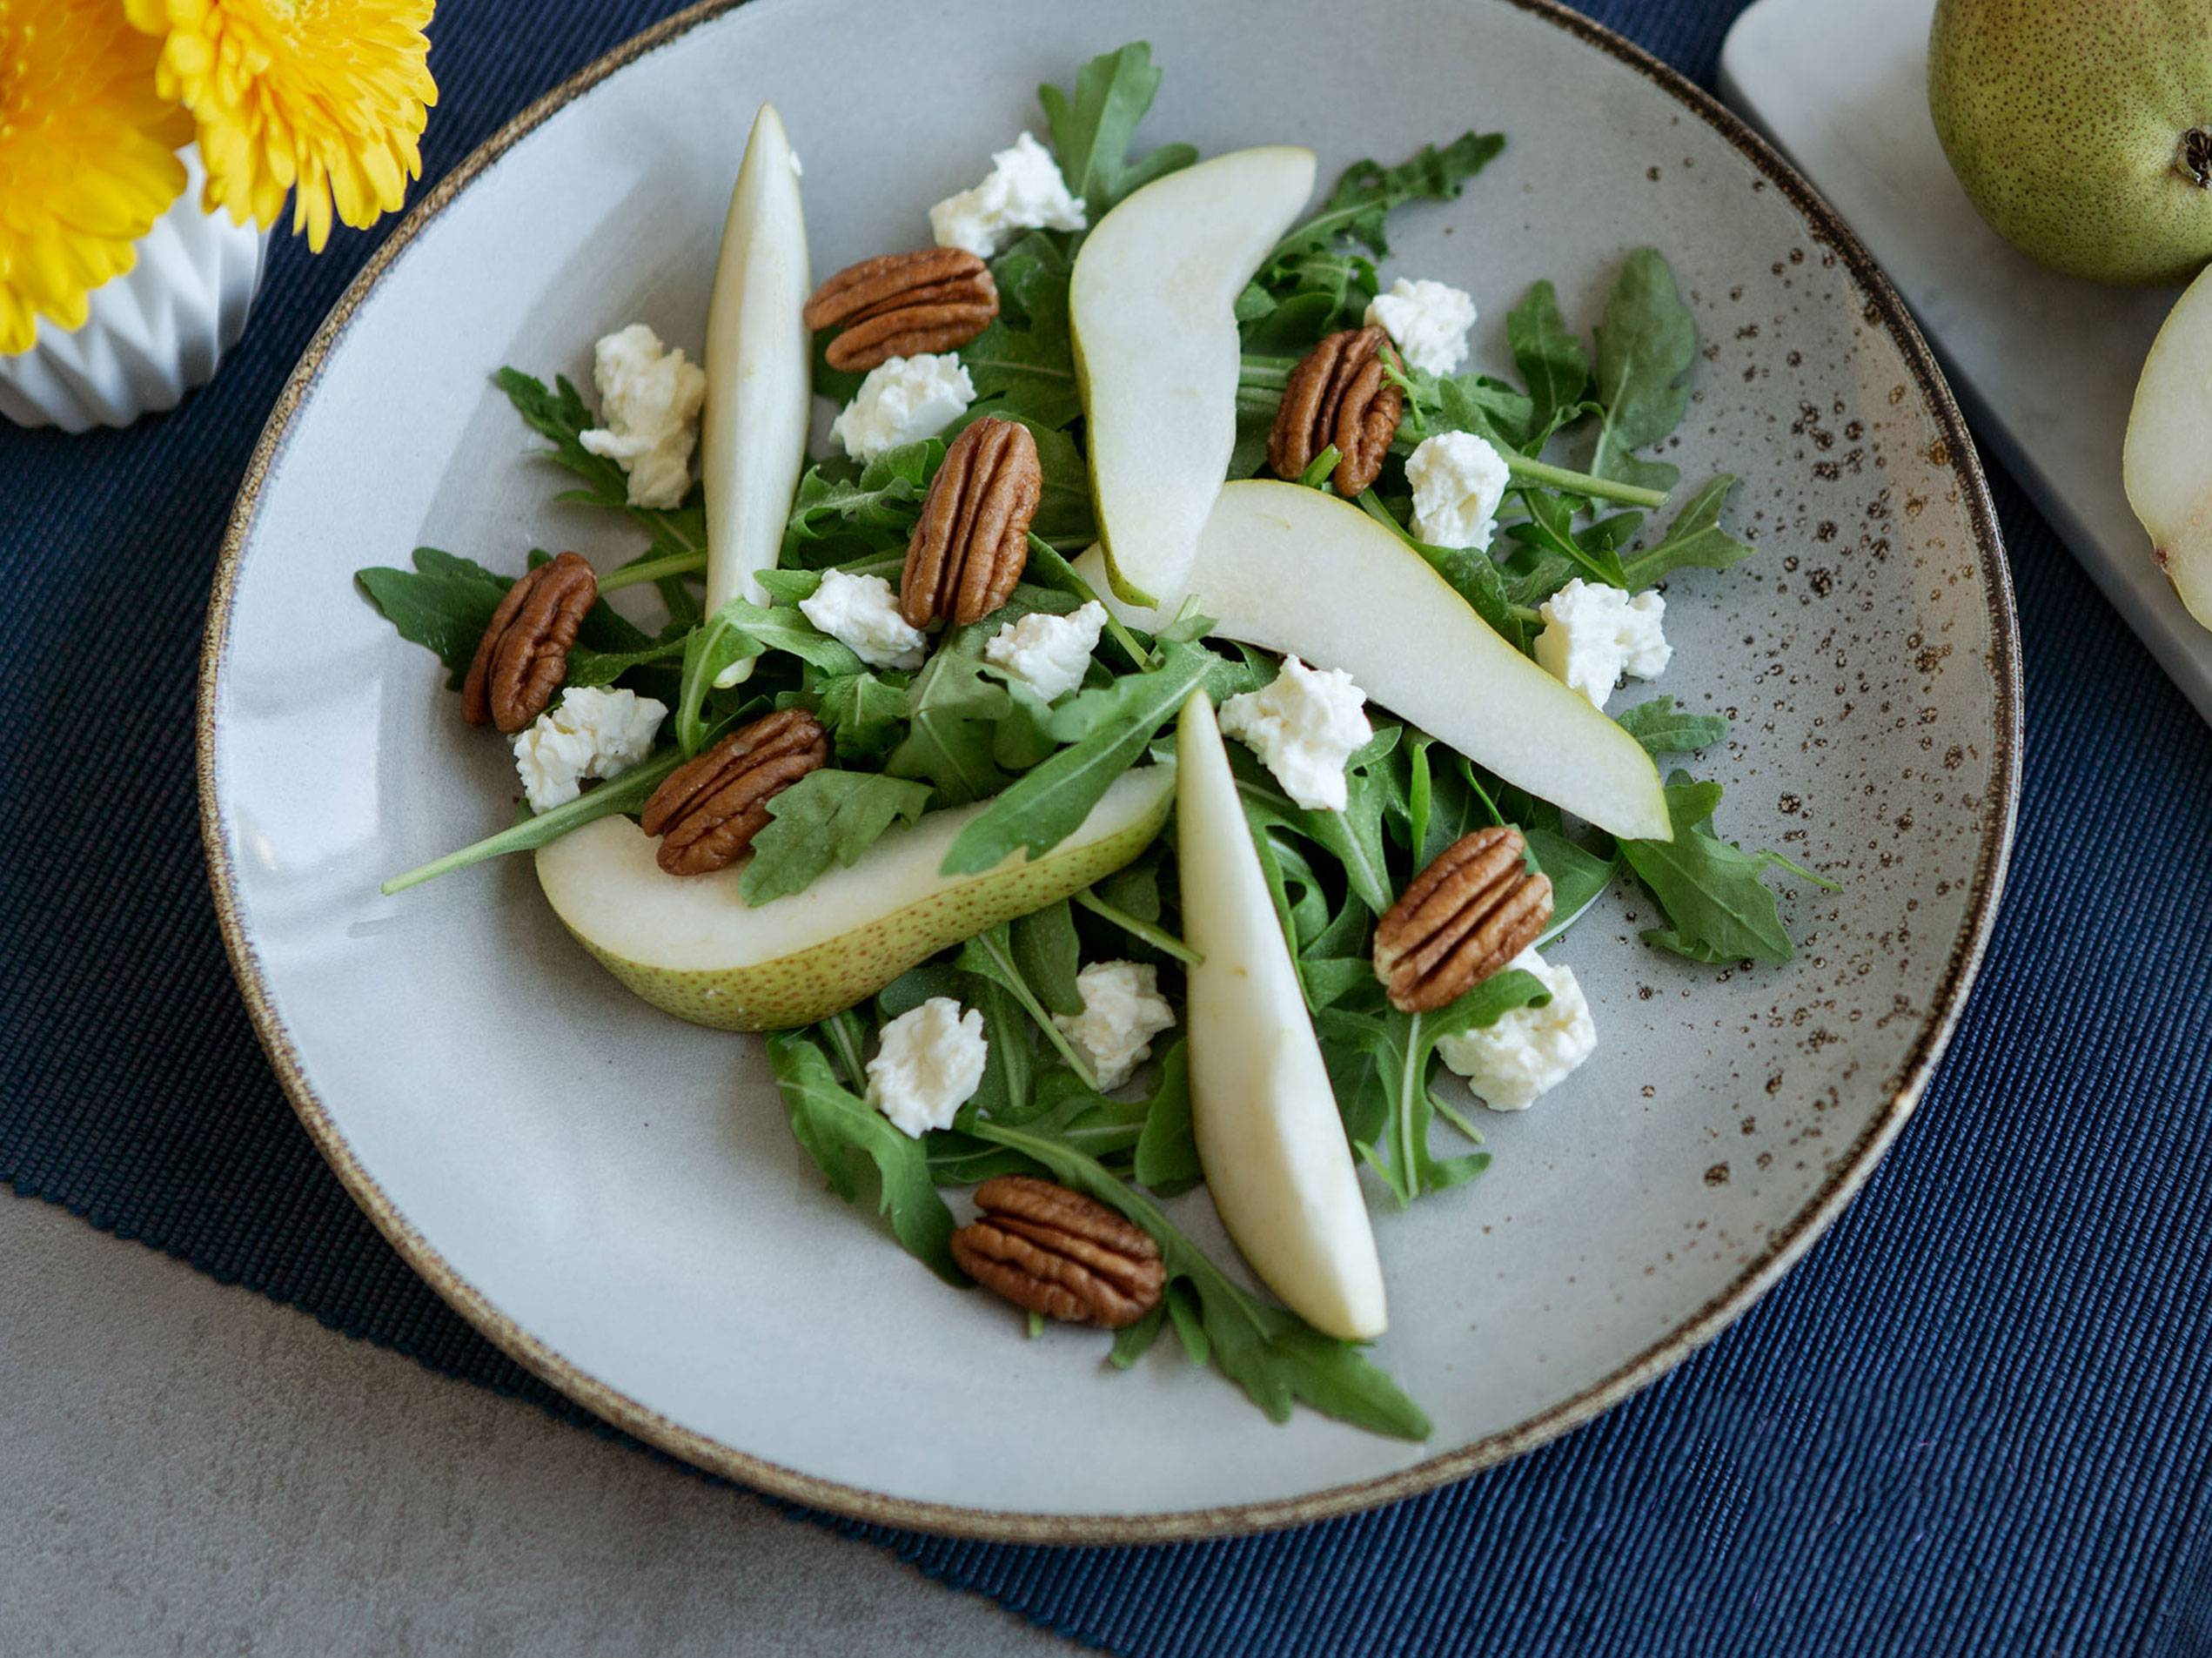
top-left (128, 0), bottom-right (438, 252)
top-left (0, 0), bottom-right (192, 355)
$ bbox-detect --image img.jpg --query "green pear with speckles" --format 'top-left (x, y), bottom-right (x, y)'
top-left (1928, 0), bottom-right (2212, 285)
top-left (534, 766), bottom-right (1175, 1031)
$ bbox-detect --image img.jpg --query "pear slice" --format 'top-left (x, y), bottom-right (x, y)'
top-left (1080, 480), bottom-right (1672, 842)
top-left (1176, 691), bottom-right (1388, 1342)
top-left (700, 104), bottom-right (813, 683)
top-left (535, 766), bottom-right (1173, 1031)
top-left (2124, 265), bottom-right (2212, 633)
top-left (1070, 145), bottom-right (1316, 607)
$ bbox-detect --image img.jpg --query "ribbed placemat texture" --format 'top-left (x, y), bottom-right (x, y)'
top-left (3, 2), bottom-right (2209, 1652)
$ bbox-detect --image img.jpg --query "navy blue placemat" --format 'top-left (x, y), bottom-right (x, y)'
top-left (5, 2), bottom-right (2211, 1651)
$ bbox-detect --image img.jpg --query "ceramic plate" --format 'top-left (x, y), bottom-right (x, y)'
top-left (200, 0), bottom-right (2019, 1540)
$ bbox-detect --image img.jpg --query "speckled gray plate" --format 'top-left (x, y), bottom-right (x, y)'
top-left (198, 0), bottom-right (2019, 1541)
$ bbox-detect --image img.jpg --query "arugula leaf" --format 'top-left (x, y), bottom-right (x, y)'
top-left (1228, 728), bottom-right (1403, 917)
top-left (961, 235), bottom-right (1083, 433)
top-left (1619, 774), bottom-right (1796, 964)
top-left (767, 1033), bottom-right (962, 1285)
top-left (1588, 248), bottom-right (1697, 495)
top-left (954, 924), bottom-right (1098, 1089)
top-left (1613, 695), bottom-right (1730, 760)
top-left (1511, 484), bottom-right (1631, 589)
top-left (969, 1115), bottom-right (1431, 1439)
top-left (494, 369), bottom-right (709, 582)
top-left (781, 441), bottom-right (940, 566)
top-left (1010, 899), bottom-right (1084, 1017)
top-left (1131, 1041), bottom-right (1198, 1192)
top-left (1618, 474), bottom-right (1757, 589)
top-left (1317, 970), bottom-right (1546, 1205)
top-left (1037, 43), bottom-right (1196, 215)
top-left (1354, 491), bottom-right (1526, 648)
top-left (677, 596), bottom-right (862, 755)
top-left (1392, 362), bottom-right (1536, 453)
top-left (940, 642), bottom-right (1211, 876)
top-left (356, 547), bottom-right (510, 689)
top-left (1267, 132), bottom-right (1506, 264)
top-left (1507, 279), bottom-right (1591, 441)
top-left (809, 670), bottom-right (909, 761)
top-left (738, 771), bottom-right (933, 905)
top-left (564, 634), bottom-right (688, 691)
top-left (1525, 825), bottom-right (1618, 944)
top-left (885, 626), bottom-right (1014, 806)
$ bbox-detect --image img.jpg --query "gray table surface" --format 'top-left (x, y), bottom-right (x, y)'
top-left (0, 1196), bottom-right (1080, 1656)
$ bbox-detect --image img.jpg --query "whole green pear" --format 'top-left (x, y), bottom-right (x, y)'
top-left (1928, 0), bottom-right (2212, 285)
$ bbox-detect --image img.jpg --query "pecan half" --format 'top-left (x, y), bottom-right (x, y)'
top-left (804, 248), bottom-right (1000, 373)
top-left (461, 551), bottom-right (597, 733)
top-left (900, 417), bottom-right (1037, 629)
top-left (1266, 326), bottom-right (1404, 497)
top-left (1371, 827), bottom-right (1554, 1013)
top-left (950, 1175), bottom-right (1165, 1330)
top-left (639, 709), bottom-right (828, 876)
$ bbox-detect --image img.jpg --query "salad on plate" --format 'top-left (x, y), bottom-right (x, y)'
top-left (359, 43), bottom-right (1834, 1440)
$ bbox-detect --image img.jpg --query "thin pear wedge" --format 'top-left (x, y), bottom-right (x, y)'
top-left (535, 766), bottom-right (1174, 1031)
top-left (2124, 265), bottom-right (2212, 633)
top-left (701, 104), bottom-right (812, 682)
top-left (1070, 146), bottom-right (1316, 607)
top-left (1176, 691), bottom-right (1388, 1343)
top-left (1080, 481), bottom-right (1672, 842)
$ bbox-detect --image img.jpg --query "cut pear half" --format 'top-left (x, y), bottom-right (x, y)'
top-left (1080, 480), bottom-right (1672, 842)
top-left (701, 104), bottom-right (813, 683)
top-left (1070, 145), bottom-right (1316, 607)
top-left (536, 766), bottom-right (1175, 1031)
top-left (2124, 264), bottom-right (2212, 634)
top-left (1176, 691), bottom-right (1388, 1342)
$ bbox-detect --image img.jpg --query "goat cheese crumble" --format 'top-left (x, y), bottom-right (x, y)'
top-left (1435, 948), bottom-right (1597, 1111)
top-left (868, 997), bottom-right (989, 1138)
top-left (828, 352), bottom-right (975, 463)
top-left (579, 323), bottom-right (707, 510)
top-left (983, 601), bottom-right (1106, 701)
top-left (1217, 656), bottom-right (1374, 813)
top-left (1405, 429), bottom-right (1513, 552)
top-left (1364, 278), bottom-right (1478, 376)
top-left (1053, 961), bottom-right (1176, 1091)
top-left (1533, 577), bottom-right (1672, 709)
top-left (928, 131), bottom-right (1087, 258)
top-left (511, 686), bottom-right (667, 814)
top-left (797, 569), bottom-right (928, 670)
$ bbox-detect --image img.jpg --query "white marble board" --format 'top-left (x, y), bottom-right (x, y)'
top-left (1720, 0), bottom-right (2212, 722)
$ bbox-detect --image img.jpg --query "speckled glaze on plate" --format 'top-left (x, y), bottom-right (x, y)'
top-left (198, 0), bottom-right (2019, 1541)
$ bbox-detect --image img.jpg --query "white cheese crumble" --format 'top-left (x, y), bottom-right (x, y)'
top-left (1405, 429), bottom-right (1512, 552)
top-left (982, 601), bottom-right (1106, 701)
top-left (1435, 948), bottom-right (1597, 1111)
top-left (828, 352), bottom-right (975, 463)
top-left (928, 131), bottom-right (1087, 258)
top-left (1217, 656), bottom-right (1374, 813)
top-left (511, 686), bottom-right (667, 814)
top-left (1533, 577), bottom-right (1672, 709)
top-left (868, 997), bottom-right (989, 1138)
top-left (1053, 961), bottom-right (1177, 1091)
top-left (579, 323), bottom-right (707, 510)
top-left (797, 569), bottom-right (928, 670)
top-left (1364, 278), bottom-right (1478, 376)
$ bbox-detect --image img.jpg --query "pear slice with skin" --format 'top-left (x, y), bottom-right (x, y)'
top-left (1176, 690), bottom-right (1388, 1342)
top-left (2124, 264), bottom-right (2212, 633)
top-left (535, 766), bottom-right (1173, 1031)
top-left (1079, 480), bottom-right (1672, 843)
top-left (700, 104), bottom-right (812, 685)
top-left (1070, 145), bottom-right (1316, 608)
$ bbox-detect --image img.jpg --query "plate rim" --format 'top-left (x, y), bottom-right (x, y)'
top-left (196, 0), bottom-right (2023, 1543)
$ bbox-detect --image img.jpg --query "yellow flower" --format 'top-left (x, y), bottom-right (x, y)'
top-left (128, 0), bottom-right (438, 252)
top-left (0, 0), bottom-right (192, 355)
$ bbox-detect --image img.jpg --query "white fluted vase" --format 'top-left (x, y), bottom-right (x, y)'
top-left (0, 146), bottom-right (269, 433)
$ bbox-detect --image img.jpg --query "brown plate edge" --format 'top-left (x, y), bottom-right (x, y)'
top-left (194, 0), bottom-right (2024, 1546)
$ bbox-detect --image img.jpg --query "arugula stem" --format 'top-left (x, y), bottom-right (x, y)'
top-left (822, 1009), bottom-right (870, 1093)
top-left (1026, 534), bottom-right (1150, 668)
top-left (1236, 354), bottom-right (1296, 390)
top-left (600, 549), bottom-right (708, 594)
top-left (1505, 454), bottom-right (1668, 509)
top-left (379, 749), bottom-right (682, 894)
top-left (1074, 889), bottom-right (1202, 966)
top-left (1296, 446), bottom-right (1343, 491)
top-left (976, 930), bottom-right (1101, 1091)
top-left (1431, 1092), bottom-right (1485, 1144)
